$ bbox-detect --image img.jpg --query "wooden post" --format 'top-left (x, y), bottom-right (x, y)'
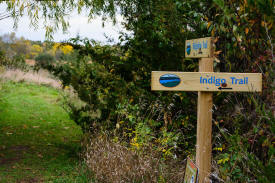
top-left (196, 57), bottom-right (213, 183)
top-left (152, 37), bottom-right (262, 183)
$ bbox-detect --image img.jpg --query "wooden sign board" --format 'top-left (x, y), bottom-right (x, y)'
top-left (151, 71), bottom-right (262, 92)
top-left (184, 158), bottom-right (198, 183)
top-left (185, 37), bottom-right (213, 58)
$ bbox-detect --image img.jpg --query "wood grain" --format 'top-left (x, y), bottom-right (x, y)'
top-left (196, 58), bottom-right (213, 183)
top-left (151, 71), bottom-right (262, 92)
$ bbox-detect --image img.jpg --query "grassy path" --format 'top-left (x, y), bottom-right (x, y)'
top-left (0, 81), bottom-right (90, 183)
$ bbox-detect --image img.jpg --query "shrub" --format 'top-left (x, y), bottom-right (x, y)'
top-left (35, 53), bottom-right (55, 69)
top-left (212, 92), bottom-right (275, 182)
top-left (0, 49), bottom-right (28, 71)
top-left (45, 38), bottom-right (196, 161)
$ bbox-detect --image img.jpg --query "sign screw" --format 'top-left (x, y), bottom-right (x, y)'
top-left (221, 83), bottom-right (227, 87)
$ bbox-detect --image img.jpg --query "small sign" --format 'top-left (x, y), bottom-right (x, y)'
top-left (151, 71), bottom-right (262, 92)
top-left (159, 74), bottom-right (181, 87)
top-left (185, 37), bottom-right (213, 58)
top-left (184, 158), bottom-right (198, 183)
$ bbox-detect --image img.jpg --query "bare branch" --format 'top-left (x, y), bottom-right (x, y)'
top-left (264, 17), bottom-right (274, 63)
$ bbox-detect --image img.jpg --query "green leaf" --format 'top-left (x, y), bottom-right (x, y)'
top-left (213, 0), bottom-right (225, 8)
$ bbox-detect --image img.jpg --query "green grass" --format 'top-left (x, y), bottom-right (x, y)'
top-left (0, 81), bottom-right (92, 182)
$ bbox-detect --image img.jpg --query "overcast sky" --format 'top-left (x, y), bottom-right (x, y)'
top-left (0, 4), bottom-right (125, 43)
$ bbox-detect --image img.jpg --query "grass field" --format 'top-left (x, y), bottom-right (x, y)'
top-left (0, 81), bottom-right (92, 183)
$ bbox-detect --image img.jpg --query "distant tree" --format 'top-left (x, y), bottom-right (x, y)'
top-left (30, 44), bottom-right (43, 59)
top-left (60, 45), bottom-right (73, 55)
top-left (10, 38), bottom-right (31, 58)
top-left (0, 32), bottom-right (18, 58)
top-left (30, 40), bottom-right (42, 46)
top-left (1, 32), bottom-right (16, 43)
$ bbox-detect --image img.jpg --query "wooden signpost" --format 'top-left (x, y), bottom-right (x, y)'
top-left (151, 37), bottom-right (262, 183)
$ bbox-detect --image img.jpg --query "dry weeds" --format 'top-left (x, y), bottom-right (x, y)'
top-left (85, 134), bottom-right (185, 183)
top-left (25, 59), bottom-right (36, 66)
top-left (0, 69), bottom-right (61, 88)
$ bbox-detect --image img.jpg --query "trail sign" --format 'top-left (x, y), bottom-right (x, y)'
top-left (151, 71), bottom-right (262, 92)
top-left (184, 158), bottom-right (198, 183)
top-left (151, 37), bottom-right (262, 183)
top-left (185, 37), bottom-right (213, 58)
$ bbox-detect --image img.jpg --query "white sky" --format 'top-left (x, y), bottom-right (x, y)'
top-left (0, 4), bottom-right (125, 44)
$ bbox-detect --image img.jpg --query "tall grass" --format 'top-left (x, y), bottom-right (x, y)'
top-left (0, 69), bottom-right (61, 88)
top-left (84, 133), bottom-right (186, 183)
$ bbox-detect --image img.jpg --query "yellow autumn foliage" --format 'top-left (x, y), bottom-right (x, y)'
top-left (60, 45), bottom-right (73, 55)
top-left (52, 43), bottom-right (73, 55)
top-left (30, 44), bottom-right (43, 58)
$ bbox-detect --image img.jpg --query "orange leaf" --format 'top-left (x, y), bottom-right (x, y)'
top-left (245, 28), bottom-right (249, 34)
top-left (213, 37), bottom-right (219, 43)
top-left (207, 22), bottom-right (211, 29)
top-left (249, 20), bottom-right (255, 25)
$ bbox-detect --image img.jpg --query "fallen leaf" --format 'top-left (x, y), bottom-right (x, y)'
top-left (32, 126), bottom-right (40, 128)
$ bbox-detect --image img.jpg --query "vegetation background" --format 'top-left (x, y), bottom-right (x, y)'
top-left (0, 0), bottom-right (274, 182)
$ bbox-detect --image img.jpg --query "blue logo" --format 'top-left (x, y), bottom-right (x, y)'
top-left (186, 43), bottom-right (191, 55)
top-left (159, 74), bottom-right (181, 87)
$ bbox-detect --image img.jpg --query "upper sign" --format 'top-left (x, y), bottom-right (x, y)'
top-left (185, 37), bottom-right (213, 58)
top-left (151, 71), bottom-right (262, 92)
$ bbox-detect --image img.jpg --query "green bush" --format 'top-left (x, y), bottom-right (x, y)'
top-left (46, 39), bottom-right (193, 161)
top-left (35, 53), bottom-right (55, 69)
top-left (0, 49), bottom-right (28, 71)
